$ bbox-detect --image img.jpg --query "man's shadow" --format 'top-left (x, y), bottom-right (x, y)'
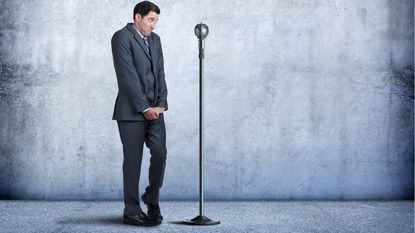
top-left (57, 215), bottom-right (123, 226)
top-left (57, 216), bottom-right (187, 226)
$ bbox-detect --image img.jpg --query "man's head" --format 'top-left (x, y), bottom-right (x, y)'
top-left (133, 1), bottom-right (160, 37)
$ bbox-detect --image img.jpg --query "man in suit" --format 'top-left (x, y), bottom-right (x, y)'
top-left (111, 1), bottom-right (168, 226)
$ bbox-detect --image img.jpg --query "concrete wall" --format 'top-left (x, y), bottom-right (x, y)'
top-left (0, 0), bottom-right (413, 200)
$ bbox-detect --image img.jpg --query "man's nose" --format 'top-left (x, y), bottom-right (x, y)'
top-left (151, 23), bottom-right (156, 29)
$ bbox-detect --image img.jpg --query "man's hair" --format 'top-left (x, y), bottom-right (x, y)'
top-left (133, 1), bottom-right (160, 19)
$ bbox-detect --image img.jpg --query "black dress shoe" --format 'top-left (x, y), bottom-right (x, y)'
top-left (123, 212), bottom-right (161, 227)
top-left (142, 193), bottom-right (163, 221)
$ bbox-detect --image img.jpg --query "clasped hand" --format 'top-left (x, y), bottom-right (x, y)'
top-left (144, 107), bottom-right (165, 120)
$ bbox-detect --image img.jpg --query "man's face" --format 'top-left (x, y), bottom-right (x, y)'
top-left (134, 11), bottom-right (159, 37)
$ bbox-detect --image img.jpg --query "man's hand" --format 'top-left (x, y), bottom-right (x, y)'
top-left (143, 107), bottom-right (165, 120)
top-left (143, 107), bottom-right (159, 120)
top-left (155, 107), bottom-right (165, 114)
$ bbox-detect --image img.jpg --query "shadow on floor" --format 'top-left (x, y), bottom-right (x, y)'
top-left (58, 217), bottom-right (212, 227)
top-left (57, 215), bottom-right (123, 226)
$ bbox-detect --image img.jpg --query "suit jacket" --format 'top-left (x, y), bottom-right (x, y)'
top-left (111, 23), bottom-right (168, 121)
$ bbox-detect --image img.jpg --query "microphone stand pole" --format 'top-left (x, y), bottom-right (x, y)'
top-left (182, 23), bottom-right (220, 226)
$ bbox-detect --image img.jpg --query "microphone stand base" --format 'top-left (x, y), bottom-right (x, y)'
top-left (182, 215), bottom-right (220, 225)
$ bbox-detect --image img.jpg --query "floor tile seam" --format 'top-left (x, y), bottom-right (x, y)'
top-left (47, 202), bottom-right (94, 233)
top-left (311, 201), bottom-right (358, 233)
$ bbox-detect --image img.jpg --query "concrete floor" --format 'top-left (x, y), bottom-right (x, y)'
top-left (0, 200), bottom-right (413, 233)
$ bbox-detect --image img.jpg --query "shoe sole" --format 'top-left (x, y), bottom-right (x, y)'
top-left (123, 218), bottom-right (161, 227)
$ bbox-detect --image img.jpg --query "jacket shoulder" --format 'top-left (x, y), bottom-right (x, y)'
top-left (112, 26), bottom-right (131, 43)
top-left (150, 32), bottom-right (161, 41)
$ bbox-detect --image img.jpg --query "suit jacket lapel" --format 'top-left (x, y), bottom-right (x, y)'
top-left (149, 34), bottom-right (159, 99)
top-left (126, 23), bottom-right (152, 61)
top-left (149, 35), bottom-right (158, 75)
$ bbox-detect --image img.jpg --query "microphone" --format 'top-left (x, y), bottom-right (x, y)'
top-left (194, 23), bottom-right (209, 59)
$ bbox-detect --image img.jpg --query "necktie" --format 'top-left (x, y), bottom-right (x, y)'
top-left (143, 37), bottom-right (150, 53)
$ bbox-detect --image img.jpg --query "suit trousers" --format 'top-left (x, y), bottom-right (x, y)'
top-left (117, 114), bottom-right (167, 216)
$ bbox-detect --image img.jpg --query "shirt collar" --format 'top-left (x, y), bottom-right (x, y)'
top-left (132, 24), bottom-right (145, 39)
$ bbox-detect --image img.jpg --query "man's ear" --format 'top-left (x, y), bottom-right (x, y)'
top-left (134, 13), bottom-right (141, 22)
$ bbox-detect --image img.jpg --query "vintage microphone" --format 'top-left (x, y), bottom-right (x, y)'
top-left (182, 23), bottom-right (220, 226)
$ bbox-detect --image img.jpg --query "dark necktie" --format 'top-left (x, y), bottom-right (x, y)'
top-left (143, 36), bottom-right (150, 53)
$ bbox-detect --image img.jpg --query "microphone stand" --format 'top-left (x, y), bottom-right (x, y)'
top-left (182, 23), bottom-right (220, 226)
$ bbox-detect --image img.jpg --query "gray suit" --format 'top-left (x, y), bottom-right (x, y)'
top-left (112, 23), bottom-right (168, 121)
top-left (111, 23), bottom-right (168, 216)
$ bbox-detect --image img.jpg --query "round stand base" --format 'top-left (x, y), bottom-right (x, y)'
top-left (182, 215), bottom-right (220, 225)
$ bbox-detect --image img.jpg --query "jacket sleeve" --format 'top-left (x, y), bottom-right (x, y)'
top-left (156, 38), bottom-right (168, 110)
top-left (111, 31), bottom-right (150, 113)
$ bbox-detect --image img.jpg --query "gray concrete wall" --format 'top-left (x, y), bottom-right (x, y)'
top-left (0, 0), bottom-right (413, 200)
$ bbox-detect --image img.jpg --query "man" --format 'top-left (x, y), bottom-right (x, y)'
top-left (111, 1), bottom-right (168, 227)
